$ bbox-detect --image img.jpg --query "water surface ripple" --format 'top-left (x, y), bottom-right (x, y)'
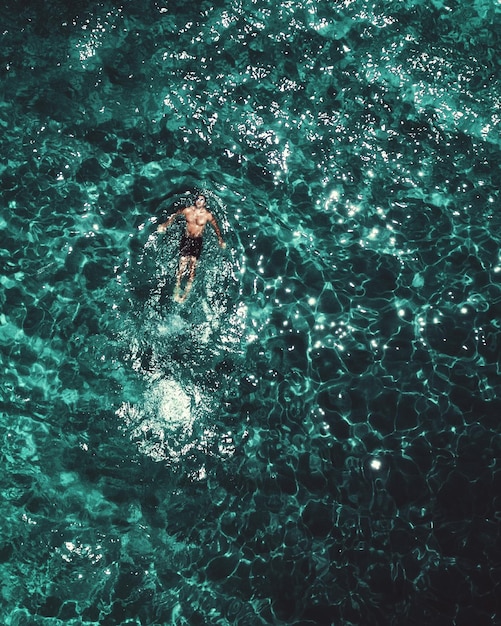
top-left (0, 0), bottom-right (500, 624)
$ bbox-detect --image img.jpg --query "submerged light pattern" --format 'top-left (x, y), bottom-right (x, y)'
top-left (0, 0), bottom-right (500, 624)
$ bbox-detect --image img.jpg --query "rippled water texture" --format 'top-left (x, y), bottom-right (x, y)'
top-left (1, 0), bottom-right (500, 624)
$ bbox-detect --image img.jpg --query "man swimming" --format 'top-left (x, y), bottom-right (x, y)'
top-left (157, 194), bottom-right (226, 303)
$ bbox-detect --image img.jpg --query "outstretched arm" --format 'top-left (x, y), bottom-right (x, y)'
top-left (157, 208), bottom-right (185, 233)
top-left (209, 214), bottom-right (226, 248)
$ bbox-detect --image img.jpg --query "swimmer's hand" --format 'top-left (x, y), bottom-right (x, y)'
top-left (157, 224), bottom-right (167, 233)
top-left (219, 240), bottom-right (227, 249)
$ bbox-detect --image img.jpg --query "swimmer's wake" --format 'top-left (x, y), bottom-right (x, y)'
top-left (116, 189), bottom-right (244, 470)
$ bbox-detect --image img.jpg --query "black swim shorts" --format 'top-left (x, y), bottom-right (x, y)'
top-left (180, 234), bottom-right (203, 259)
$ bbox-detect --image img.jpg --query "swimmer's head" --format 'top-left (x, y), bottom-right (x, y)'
top-left (195, 194), bottom-right (207, 207)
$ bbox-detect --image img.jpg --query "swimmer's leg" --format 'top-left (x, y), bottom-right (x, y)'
top-left (174, 257), bottom-right (198, 303)
top-left (173, 256), bottom-right (189, 302)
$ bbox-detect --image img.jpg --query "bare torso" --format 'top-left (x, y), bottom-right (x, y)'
top-left (183, 205), bottom-right (214, 238)
top-left (157, 195), bottom-right (225, 247)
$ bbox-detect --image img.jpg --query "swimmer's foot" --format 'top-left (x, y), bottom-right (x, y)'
top-left (173, 287), bottom-right (187, 303)
top-left (174, 279), bottom-right (193, 303)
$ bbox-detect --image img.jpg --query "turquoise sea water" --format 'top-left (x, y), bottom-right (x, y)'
top-left (1, 0), bottom-right (500, 624)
